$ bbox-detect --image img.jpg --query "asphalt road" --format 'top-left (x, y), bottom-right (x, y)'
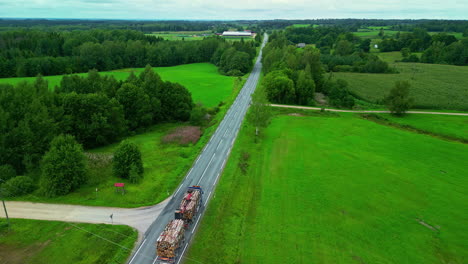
top-left (127, 34), bottom-right (268, 264)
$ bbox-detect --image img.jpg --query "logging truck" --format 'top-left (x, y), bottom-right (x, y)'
top-left (175, 186), bottom-right (203, 226)
top-left (155, 186), bottom-right (203, 263)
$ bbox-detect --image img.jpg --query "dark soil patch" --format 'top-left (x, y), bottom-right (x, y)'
top-left (162, 126), bottom-right (202, 145)
top-left (0, 240), bottom-right (50, 264)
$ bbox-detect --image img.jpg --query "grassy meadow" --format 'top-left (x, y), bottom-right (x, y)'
top-left (333, 62), bottom-right (468, 110)
top-left (187, 113), bottom-right (468, 264)
top-left (0, 219), bottom-right (136, 264)
top-left (0, 63), bottom-right (235, 107)
top-left (374, 113), bottom-right (468, 142)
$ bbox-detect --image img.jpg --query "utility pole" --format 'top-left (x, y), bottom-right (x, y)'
top-left (1, 197), bottom-right (10, 229)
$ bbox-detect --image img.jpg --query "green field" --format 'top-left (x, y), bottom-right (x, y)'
top-left (0, 219), bottom-right (136, 264)
top-left (374, 113), bottom-right (468, 142)
top-left (146, 31), bottom-right (212, 41)
top-left (333, 63), bottom-right (468, 110)
top-left (0, 63), bottom-right (235, 107)
top-left (187, 113), bottom-right (468, 264)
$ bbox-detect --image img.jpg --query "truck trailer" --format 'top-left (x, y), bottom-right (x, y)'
top-left (175, 186), bottom-right (203, 225)
top-left (156, 219), bottom-right (185, 263)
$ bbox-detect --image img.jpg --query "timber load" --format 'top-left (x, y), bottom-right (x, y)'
top-left (156, 219), bottom-right (185, 259)
top-left (176, 186), bottom-right (202, 223)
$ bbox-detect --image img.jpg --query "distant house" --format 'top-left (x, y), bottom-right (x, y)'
top-left (374, 44), bottom-right (379, 49)
top-left (297, 43), bottom-right (306, 48)
top-left (222, 31), bottom-right (252, 37)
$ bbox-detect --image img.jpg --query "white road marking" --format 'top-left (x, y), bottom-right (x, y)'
top-left (188, 167), bottom-right (193, 176)
top-left (192, 213), bottom-right (203, 234)
top-left (216, 139), bottom-right (223, 151)
top-left (197, 153), bottom-right (216, 185)
top-left (128, 238), bottom-right (147, 264)
top-left (152, 256), bottom-right (158, 264)
top-left (175, 184), bottom-right (183, 196)
top-left (176, 244), bottom-right (189, 264)
top-left (213, 172), bottom-right (221, 186)
top-left (204, 191), bottom-right (212, 207)
top-left (223, 129), bottom-right (228, 137)
top-left (221, 158), bottom-right (227, 170)
top-left (195, 155), bottom-right (201, 164)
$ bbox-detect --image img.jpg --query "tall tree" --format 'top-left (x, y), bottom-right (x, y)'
top-left (40, 134), bottom-right (87, 197)
top-left (116, 83), bottom-right (152, 130)
top-left (247, 87), bottom-right (272, 136)
top-left (113, 140), bottom-right (144, 183)
top-left (385, 81), bottom-right (414, 116)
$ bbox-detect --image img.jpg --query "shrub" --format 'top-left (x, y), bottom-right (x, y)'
top-left (41, 134), bottom-right (87, 197)
top-left (113, 140), bottom-right (144, 180)
top-left (1, 176), bottom-right (35, 197)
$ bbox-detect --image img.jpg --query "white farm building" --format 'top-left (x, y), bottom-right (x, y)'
top-left (222, 31), bottom-right (252, 37)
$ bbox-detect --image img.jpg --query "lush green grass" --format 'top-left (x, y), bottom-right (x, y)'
top-left (146, 31), bottom-right (211, 41)
top-left (376, 51), bottom-right (422, 63)
top-left (333, 63), bottom-right (468, 110)
top-left (0, 63), bottom-right (235, 107)
top-left (187, 113), bottom-right (467, 264)
top-left (0, 218), bottom-right (136, 264)
top-left (375, 113), bottom-right (468, 141)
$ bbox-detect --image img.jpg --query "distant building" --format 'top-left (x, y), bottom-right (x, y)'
top-left (222, 31), bottom-right (252, 37)
top-left (374, 44), bottom-right (379, 49)
top-left (297, 43), bottom-right (306, 48)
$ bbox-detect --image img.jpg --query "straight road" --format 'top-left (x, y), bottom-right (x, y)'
top-left (128, 34), bottom-right (268, 264)
top-left (271, 104), bottom-right (468, 116)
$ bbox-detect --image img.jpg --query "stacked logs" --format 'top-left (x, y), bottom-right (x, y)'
top-left (179, 189), bottom-right (201, 221)
top-left (156, 219), bottom-right (185, 258)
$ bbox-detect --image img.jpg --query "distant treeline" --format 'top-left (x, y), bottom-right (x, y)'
top-left (284, 25), bottom-right (468, 66)
top-left (0, 19), bottom-right (229, 32)
top-left (285, 27), bottom-right (394, 73)
top-left (0, 29), bottom-right (258, 78)
top-left (0, 67), bottom-right (195, 175)
top-left (379, 30), bottom-right (468, 65)
top-left (2, 19), bottom-right (468, 34)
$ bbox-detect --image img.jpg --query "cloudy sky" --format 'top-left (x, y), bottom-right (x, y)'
top-left (0, 0), bottom-right (467, 20)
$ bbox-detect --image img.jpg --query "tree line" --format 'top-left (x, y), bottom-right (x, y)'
top-left (284, 27), bottom-right (393, 73)
top-left (0, 66), bottom-right (194, 178)
top-left (0, 29), bottom-right (258, 78)
top-left (261, 31), bottom-right (354, 108)
top-left (377, 29), bottom-right (468, 66)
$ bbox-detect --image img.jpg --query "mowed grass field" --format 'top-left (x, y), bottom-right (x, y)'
top-left (0, 219), bottom-right (136, 264)
top-left (187, 113), bottom-right (468, 264)
top-left (0, 63), bottom-right (235, 107)
top-left (333, 63), bottom-right (468, 110)
top-left (375, 113), bottom-right (468, 142)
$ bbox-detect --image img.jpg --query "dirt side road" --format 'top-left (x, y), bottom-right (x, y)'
top-left (270, 104), bottom-right (468, 116)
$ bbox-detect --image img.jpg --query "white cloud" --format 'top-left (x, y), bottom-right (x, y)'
top-left (0, 0), bottom-right (466, 19)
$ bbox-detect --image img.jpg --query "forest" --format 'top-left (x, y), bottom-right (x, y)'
top-left (261, 31), bottom-right (355, 108)
top-left (0, 66), bottom-right (193, 180)
top-left (0, 29), bottom-right (257, 78)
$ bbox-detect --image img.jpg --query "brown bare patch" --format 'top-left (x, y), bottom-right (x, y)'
top-left (85, 152), bottom-right (113, 168)
top-left (0, 240), bottom-right (51, 264)
top-left (162, 126), bottom-right (202, 145)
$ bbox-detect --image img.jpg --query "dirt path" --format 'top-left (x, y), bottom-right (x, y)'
top-left (271, 104), bottom-right (468, 116)
top-left (1, 198), bottom-right (170, 236)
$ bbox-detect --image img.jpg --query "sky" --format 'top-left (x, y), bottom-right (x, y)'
top-left (0, 0), bottom-right (467, 20)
